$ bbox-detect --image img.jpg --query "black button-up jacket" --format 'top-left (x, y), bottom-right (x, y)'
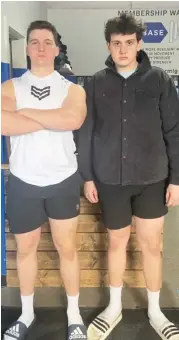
top-left (77, 50), bottom-right (179, 186)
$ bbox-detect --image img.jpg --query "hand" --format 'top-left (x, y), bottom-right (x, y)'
top-left (84, 181), bottom-right (99, 203)
top-left (166, 184), bottom-right (179, 207)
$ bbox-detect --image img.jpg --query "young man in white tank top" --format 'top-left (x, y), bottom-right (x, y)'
top-left (2, 20), bottom-right (87, 340)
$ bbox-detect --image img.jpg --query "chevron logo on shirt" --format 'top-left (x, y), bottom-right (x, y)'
top-left (31, 85), bottom-right (50, 100)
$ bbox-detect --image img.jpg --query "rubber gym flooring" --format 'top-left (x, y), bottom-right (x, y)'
top-left (1, 308), bottom-right (179, 339)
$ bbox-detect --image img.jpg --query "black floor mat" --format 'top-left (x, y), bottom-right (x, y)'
top-left (1, 308), bottom-right (179, 339)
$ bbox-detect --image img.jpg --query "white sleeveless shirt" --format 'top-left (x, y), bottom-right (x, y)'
top-left (10, 70), bottom-right (78, 186)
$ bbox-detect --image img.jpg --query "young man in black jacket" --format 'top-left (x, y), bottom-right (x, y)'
top-left (78, 14), bottom-right (179, 340)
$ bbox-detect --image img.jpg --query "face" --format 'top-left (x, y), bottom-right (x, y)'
top-left (108, 33), bottom-right (141, 69)
top-left (27, 29), bottom-right (59, 68)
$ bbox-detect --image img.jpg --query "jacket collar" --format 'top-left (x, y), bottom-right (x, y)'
top-left (105, 50), bottom-right (151, 74)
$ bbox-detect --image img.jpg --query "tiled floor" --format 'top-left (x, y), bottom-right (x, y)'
top-left (1, 308), bottom-right (179, 340)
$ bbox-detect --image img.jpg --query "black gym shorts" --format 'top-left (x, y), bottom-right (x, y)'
top-left (96, 180), bottom-right (168, 230)
top-left (6, 171), bottom-right (82, 234)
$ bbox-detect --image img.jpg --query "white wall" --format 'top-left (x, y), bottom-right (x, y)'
top-left (1, 1), bottom-right (47, 67)
top-left (48, 2), bottom-right (179, 75)
top-left (48, 9), bottom-right (122, 75)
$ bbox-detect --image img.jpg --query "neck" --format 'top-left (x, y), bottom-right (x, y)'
top-left (30, 66), bottom-right (54, 77)
top-left (116, 60), bottom-right (138, 73)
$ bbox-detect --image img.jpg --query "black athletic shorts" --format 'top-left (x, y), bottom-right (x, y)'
top-left (96, 180), bottom-right (168, 230)
top-left (6, 171), bottom-right (82, 234)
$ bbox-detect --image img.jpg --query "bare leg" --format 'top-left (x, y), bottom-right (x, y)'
top-left (50, 216), bottom-right (82, 326)
top-left (136, 216), bottom-right (171, 329)
top-left (4, 228), bottom-right (41, 340)
top-left (108, 226), bottom-right (131, 287)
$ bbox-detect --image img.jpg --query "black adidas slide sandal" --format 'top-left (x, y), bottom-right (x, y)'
top-left (3, 317), bottom-right (36, 340)
top-left (68, 324), bottom-right (87, 340)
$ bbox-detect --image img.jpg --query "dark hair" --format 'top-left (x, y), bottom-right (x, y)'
top-left (27, 20), bottom-right (58, 45)
top-left (104, 14), bottom-right (146, 42)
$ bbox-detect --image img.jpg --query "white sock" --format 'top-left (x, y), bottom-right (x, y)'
top-left (147, 289), bottom-right (168, 328)
top-left (18, 293), bottom-right (35, 328)
top-left (100, 285), bottom-right (123, 323)
top-left (67, 293), bottom-right (83, 326)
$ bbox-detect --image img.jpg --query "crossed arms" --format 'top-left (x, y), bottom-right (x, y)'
top-left (1, 80), bottom-right (86, 136)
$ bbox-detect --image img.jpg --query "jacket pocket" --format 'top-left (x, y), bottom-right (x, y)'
top-left (95, 90), bottom-right (121, 123)
top-left (134, 89), bottom-right (159, 114)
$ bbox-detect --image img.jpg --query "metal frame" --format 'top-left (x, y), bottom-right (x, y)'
top-left (1, 169), bottom-right (6, 281)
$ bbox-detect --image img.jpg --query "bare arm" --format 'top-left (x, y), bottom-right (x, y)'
top-left (77, 76), bottom-right (96, 181)
top-left (1, 80), bottom-right (43, 136)
top-left (18, 84), bottom-right (87, 131)
top-left (2, 111), bottom-right (44, 136)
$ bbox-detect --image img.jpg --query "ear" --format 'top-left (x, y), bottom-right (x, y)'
top-left (26, 46), bottom-right (29, 57)
top-left (107, 42), bottom-right (110, 52)
top-left (55, 46), bottom-right (60, 57)
top-left (137, 39), bottom-right (142, 52)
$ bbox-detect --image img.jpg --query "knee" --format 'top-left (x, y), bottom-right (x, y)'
top-left (140, 237), bottom-right (162, 255)
top-left (53, 240), bottom-right (76, 261)
top-left (16, 231), bottom-right (40, 258)
top-left (108, 227), bottom-right (131, 252)
top-left (58, 245), bottom-right (76, 261)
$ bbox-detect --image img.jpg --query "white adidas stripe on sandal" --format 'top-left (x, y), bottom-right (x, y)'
top-left (87, 312), bottom-right (122, 340)
top-left (150, 320), bottom-right (179, 340)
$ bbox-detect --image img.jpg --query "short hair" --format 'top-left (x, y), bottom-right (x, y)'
top-left (104, 13), bottom-right (146, 42)
top-left (27, 20), bottom-right (58, 45)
